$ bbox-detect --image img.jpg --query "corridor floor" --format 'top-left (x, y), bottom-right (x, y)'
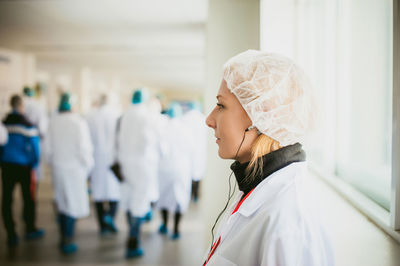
top-left (0, 175), bottom-right (206, 266)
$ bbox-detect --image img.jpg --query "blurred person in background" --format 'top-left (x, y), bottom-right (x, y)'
top-left (46, 93), bottom-right (94, 254)
top-left (0, 95), bottom-right (44, 248)
top-left (146, 97), bottom-right (169, 209)
top-left (22, 86), bottom-right (48, 139)
top-left (203, 50), bottom-right (334, 266)
top-left (117, 88), bottom-right (161, 258)
top-left (22, 86), bottom-right (49, 189)
top-left (182, 101), bottom-right (207, 202)
top-left (87, 94), bottom-right (121, 235)
top-left (157, 102), bottom-right (194, 241)
top-left (0, 122), bottom-right (8, 145)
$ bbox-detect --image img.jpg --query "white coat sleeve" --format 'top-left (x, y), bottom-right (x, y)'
top-left (79, 120), bottom-right (94, 174)
top-left (0, 123), bottom-right (8, 145)
top-left (260, 233), bottom-right (310, 266)
top-left (42, 122), bottom-right (52, 165)
top-left (38, 107), bottom-right (48, 138)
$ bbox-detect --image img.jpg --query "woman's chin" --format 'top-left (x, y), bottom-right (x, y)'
top-left (218, 149), bottom-right (234, 160)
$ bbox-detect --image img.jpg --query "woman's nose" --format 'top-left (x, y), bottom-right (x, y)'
top-left (206, 109), bottom-right (216, 129)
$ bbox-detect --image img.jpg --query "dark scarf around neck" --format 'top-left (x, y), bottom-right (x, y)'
top-left (230, 143), bottom-right (306, 196)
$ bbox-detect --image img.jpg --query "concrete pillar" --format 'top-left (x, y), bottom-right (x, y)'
top-left (202, 0), bottom-right (260, 248)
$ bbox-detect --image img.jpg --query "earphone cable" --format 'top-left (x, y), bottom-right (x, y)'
top-left (209, 131), bottom-right (246, 251)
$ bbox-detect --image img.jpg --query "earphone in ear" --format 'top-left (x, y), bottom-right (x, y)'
top-left (245, 125), bottom-right (255, 132)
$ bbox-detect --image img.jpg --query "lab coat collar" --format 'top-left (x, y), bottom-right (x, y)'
top-left (234, 162), bottom-right (307, 217)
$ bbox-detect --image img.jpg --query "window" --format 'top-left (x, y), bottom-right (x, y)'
top-left (261, 0), bottom-right (397, 237)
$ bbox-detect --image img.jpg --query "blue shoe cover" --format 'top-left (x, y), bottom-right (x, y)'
top-left (126, 247), bottom-right (144, 258)
top-left (144, 210), bottom-right (152, 222)
top-left (25, 229), bottom-right (45, 240)
top-left (61, 243), bottom-right (78, 254)
top-left (158, 224), bottom-right (168, 235)
top-left (171, 232), bottom-right (180, 240)
top-left (104, 215), bottom-right (118, 233)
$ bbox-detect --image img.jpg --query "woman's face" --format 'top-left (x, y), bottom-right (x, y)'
top-left (206, 79), bottom-right (258, 162)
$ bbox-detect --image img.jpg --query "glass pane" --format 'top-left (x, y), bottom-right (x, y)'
top-left (261, 0), bottom-right (393, 210)
top-left (335, 0), bottom-right (392, 210)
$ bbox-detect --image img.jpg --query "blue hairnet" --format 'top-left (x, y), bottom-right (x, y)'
top-left (23, 87), bottom-right (35, 97)
top-left (132, 88), bottom-right (149, 104)
top-left (188, 101), bottom-right (202, 112)
top-left (58, 93), bottom-right (71, 112)
top-left (167, 102), bottom-right (183, 118)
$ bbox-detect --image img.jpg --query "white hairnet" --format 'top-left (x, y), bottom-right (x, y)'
top-left (223, 50), bottom-right (315, 146)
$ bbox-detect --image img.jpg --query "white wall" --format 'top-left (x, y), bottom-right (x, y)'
top-left (202, 0), bottom-right (260, 248)
top-left (0, 48), bottom-right (36, 118)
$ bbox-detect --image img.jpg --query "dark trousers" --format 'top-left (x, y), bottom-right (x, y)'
top-left (95, 201), bottom-right (118, 231)
top-left (58, 213), bottom-right (76, 244)
top-left (126, 211), bottom-right (142, 249)
top-left (1, 163), bottom-right (36, 237)
top-left (192, 180), bottom-right (200, 200)
top-left (161, 205), bottom-right (182, 234)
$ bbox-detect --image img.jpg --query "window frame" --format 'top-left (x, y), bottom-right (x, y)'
top-left (391, 0), bottom-right (400, 231)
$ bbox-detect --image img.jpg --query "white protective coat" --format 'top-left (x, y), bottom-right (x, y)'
top-left (147, 104), bottom-right (168, 203)
top-left (205, 162), bottom-right (334, 266)
top-left (87, 105), bottom-right (121, 202)
top-left (157, 117), bottom-right (194, 213)
top-left (24, 96), bottom-right (48, 138)
top-left (47, 113), bottom-right (94, 218)
top-left (118, 104), bottom-right (161, 217)
top-left (0, 123), bottom-right (8, 145)
top-left (24, 97), bottom-right (49, 180)
top-left (182, 109), bottom-right (207, 181)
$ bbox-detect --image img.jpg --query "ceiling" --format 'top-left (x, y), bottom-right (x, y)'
top-left (0, 0), bottom-right (208, 91)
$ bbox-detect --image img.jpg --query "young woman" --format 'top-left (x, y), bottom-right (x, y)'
top-left (204, 50), bottom-right (334, 266)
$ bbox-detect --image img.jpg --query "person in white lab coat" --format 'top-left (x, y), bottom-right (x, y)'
top-left (117, 88), bottom-right (161, 258)
top-left (204, 50), bottom-right (334, 266)
top-left (0, 122), bottom-right (8, 145)
top-left (182, 101), bottom-right (207, 202)
top-left (87, 94), bottom-right (121, 235)
top-left (23, 86), bottom-right (48, 183)
top-left (146, 97), bottom-right (168, 206)
top-left (157, 102), bottom-right (194, 240)
top-left (23, 87), bottom-right (48, 138)
top-left (46, 93), bottom-right (94, 255)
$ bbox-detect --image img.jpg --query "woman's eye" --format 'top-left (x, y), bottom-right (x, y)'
top-left (216, 103), bottom-right (224, 110)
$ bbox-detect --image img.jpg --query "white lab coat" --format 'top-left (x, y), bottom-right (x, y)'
top-left (204, 162), bottom-right (334, 266)
top-left (0, 123), bottom-right (8, 145)
top-left (156, 117), bottom-right (194, 213)
top-left (24, 96), bottom-right (48, 138)
top-left (87, 105), bottom-right (121, 202)
top-left (47, 112), bottom-right (94, 218)
top-left (147, 108), bottom-right (168, 203)
top-left (182, 109), bottom-right (207, 181)
top-left (24, 96), bottom-right (48, 181)
top-left (118, 104), bottom-right (161, 217)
